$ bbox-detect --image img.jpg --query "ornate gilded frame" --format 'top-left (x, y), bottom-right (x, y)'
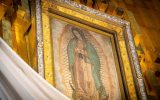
top-left (35, 0), bottom-right (147, 99)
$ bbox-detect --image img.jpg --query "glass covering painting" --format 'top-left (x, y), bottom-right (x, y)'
top-left (51, 18), bottom-right (122, 100)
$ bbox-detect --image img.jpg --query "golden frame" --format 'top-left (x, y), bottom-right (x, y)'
top-left (35, 0), bottom-right (147, 99)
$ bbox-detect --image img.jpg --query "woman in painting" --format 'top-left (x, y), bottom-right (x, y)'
top-left (67, 27), bottom-right (108, 100)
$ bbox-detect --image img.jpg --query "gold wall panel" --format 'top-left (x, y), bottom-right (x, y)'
top-left (0, 3), bottom-right (7, 20)
top-left (27, 18), bottom-right (38, 71)
top-left (11, 9), bottom-right (30, 64)
top-left (2, 18), bottom-right (12, 48)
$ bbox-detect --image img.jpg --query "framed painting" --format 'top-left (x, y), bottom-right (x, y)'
top-left (35, 0), bottom-right (147, 100)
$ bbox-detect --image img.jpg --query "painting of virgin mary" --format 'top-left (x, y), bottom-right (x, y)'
top-left (67, 28), bottom-right (108, 100)
top-left (51, 18), bottom-right (122, 100)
